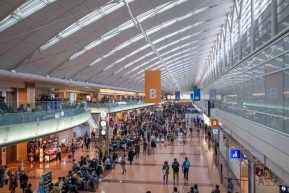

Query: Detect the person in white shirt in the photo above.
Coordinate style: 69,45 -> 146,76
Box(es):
56,146 -> 62,161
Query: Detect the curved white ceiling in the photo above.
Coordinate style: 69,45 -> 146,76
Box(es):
0,0 -> 233,92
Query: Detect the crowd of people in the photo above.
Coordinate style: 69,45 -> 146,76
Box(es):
0,103 -> 238,193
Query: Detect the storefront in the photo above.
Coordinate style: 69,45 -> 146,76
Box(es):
218,128 -> 286,193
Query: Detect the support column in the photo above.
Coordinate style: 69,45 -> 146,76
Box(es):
271,0 -> 278,37
17,82 -> 35,108
248,160 -> 255,193
17,142 -> 28,162
250,0 -> 256,51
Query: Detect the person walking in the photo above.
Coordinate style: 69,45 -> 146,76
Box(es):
172,186 -> 179,193
135,143 -> 140,158
182,157 -> 190,179
128,148 -> 135,165
20,171 -> 28,193
171,158 -> 180,182
121,158 -> 127,174
211,185 -> 220,193
9,173 -> 17,193
143,140 -> 148,155
24,183 -> 33,193
227,178 -> 234,193
193,184 -> 199,193
162,161 -> 169,184
0,166 -> 4,188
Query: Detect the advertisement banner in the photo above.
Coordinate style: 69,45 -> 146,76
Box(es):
145,70 -> 161,103
193,88 -> 201,101
175,91 -> 180,101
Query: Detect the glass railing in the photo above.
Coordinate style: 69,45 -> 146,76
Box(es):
87,100 -> 146,108
0,106 -> 86,126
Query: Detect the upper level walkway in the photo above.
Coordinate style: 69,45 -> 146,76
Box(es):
0,101 -> 154,146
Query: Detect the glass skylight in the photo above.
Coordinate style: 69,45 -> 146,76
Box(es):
63,3 -> 209,70
0,0 -> 56,32
38,0 -> 133,51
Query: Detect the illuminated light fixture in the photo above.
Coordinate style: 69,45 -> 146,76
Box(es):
252,92 -> 265,96
0,0 -> 57,32
39,0 -> 133,51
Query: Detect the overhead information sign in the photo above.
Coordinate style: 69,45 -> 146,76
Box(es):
145,70 -> 161,103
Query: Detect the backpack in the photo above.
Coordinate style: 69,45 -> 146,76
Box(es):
172,162 -> 179,171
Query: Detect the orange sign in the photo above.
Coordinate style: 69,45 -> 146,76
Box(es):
210,119 -> 219,128
145,70 -> 161,103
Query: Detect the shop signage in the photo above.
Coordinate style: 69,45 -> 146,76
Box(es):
193,88 -> 201,101
144,70 -> 161,103
100,111 -> 107,118
280,185 -> 289,193
241,152 -> 247,159
175,91 -> 181,101
230,149 -> 240,158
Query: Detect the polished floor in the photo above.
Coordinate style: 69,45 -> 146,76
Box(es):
2,132 -> 241,193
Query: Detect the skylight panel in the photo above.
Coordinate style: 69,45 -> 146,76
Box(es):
103,64 -> 114,71
38,1 -> 129,51
0,0 -> 56,32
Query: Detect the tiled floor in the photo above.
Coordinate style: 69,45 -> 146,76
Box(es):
1,132 -> 241,193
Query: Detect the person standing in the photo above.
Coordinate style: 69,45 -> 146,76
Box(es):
121,158 -> 127,174
128,148 -> 135,165
19,161 -> 24,172
9,173 -> 17,193
0,166 -> 4,188
162,161 -> 169,184
4,166 -> 9,185
182,157 -> 190,179
211,185 -> 220,193
227,179 -> 234,193
171,158 -> 180,182
71,142 -> 76,158
20,171 -> 28,193
56,146 -> 62,161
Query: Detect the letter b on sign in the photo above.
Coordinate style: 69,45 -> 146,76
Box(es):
150,89 -> 156,99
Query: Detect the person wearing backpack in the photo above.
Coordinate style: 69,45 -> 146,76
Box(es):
182,157 -> 190,179
171,158 -> 180,181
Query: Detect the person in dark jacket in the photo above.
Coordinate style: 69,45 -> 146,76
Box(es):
24,184 -> 33,193
128,149 -> 135,165
20,171 -> 28,193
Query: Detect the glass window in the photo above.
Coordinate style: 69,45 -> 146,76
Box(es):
265,72 -> 284,116
265,56 -> 283,73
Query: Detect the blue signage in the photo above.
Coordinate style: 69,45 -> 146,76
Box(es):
175,91 -> 180,101
190,93 -> 194,100
241,152 -> 247,159
193,88 -> 200,101
230,149 -> 240,158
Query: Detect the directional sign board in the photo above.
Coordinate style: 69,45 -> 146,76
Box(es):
230,149 -> 240,159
